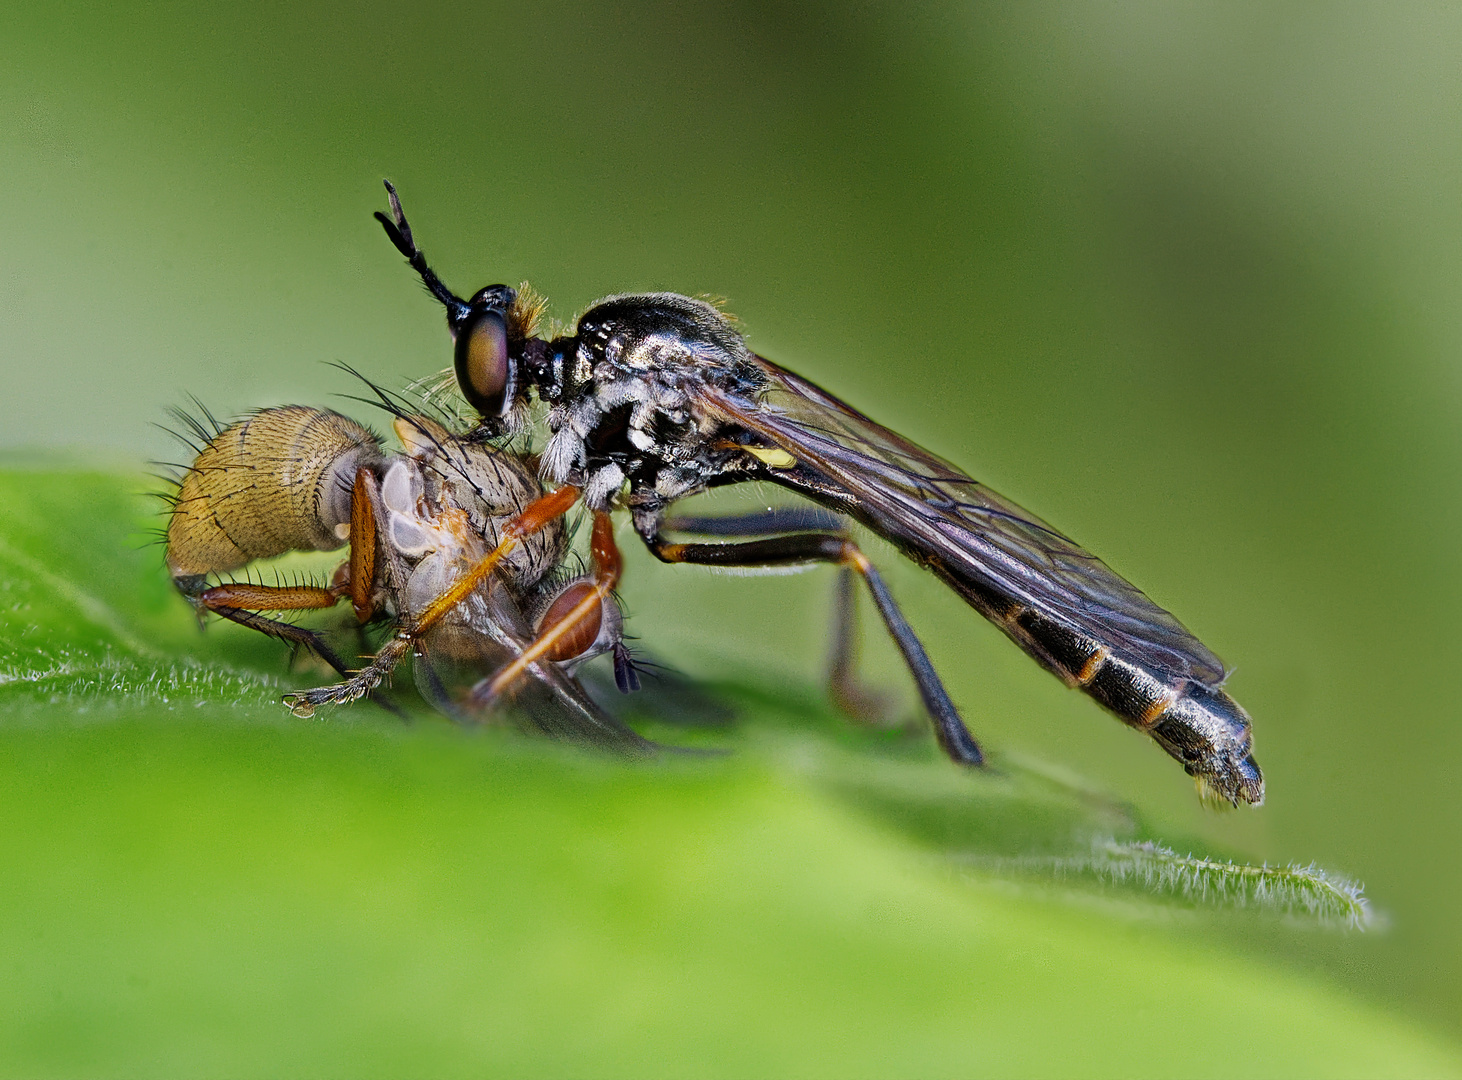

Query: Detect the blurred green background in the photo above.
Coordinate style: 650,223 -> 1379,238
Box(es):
3,0 -> 1462,1073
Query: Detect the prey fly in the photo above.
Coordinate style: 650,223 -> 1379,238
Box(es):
163,399 -> 652,750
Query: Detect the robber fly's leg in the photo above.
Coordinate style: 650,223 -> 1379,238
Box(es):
643,530 -> 984,766
824,566 -> 895,723
661,506 -> 846,537
281,634 -> 413,718
285,484 -> 583,715
414,484 -> 581,632
467,510 -> 622,705
659,508 -> 889,721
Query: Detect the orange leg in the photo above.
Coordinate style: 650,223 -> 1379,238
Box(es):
348,467 -> 378,623
283,484 -> 583,715
413,483 -> 580,633
186,466 -> 388,681
199,582 -> 340,611
472,510 -> 621,704
194,581 -> 348,675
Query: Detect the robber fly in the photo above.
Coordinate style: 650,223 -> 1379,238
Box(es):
293,181 -> 1264,807
164,401 -> 653,750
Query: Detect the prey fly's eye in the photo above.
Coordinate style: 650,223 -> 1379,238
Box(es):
454,309 -> 513,416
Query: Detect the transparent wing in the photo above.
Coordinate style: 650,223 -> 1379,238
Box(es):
702,358 -> 1226,687
416,577 -> 656,752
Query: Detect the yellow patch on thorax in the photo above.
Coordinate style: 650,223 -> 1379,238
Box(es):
743,445 -> 796,469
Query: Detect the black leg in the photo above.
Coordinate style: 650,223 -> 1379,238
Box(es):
662,510 -> 883,719
203,602 -> 407,720
208,604 -> 355,679
642,530 -> 983,766
662,506 -> 846,537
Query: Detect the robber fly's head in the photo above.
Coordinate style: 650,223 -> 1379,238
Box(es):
374,181 -> 551,433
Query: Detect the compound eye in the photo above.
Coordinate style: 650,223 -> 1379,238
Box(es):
454,310 -> 513,416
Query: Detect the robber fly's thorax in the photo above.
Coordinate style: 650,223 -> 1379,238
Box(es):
535,294 -> 772,509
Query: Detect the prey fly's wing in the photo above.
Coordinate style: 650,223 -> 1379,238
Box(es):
416,576 -> 656,753
703,358 -> 1227,687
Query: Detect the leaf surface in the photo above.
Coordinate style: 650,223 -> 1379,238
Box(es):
0,467 -> 1455,1078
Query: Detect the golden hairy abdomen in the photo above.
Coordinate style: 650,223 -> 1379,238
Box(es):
166,407 -> 382,578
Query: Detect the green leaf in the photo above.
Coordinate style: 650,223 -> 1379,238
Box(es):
966,839 -> 1373,928
0,466 -> 1457,1078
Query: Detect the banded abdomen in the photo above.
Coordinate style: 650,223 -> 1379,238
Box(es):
944,569 -> 1264,807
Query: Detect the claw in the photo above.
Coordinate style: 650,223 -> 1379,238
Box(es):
284,694 -> 317,719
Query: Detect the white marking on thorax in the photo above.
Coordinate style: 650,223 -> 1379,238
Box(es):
541,428 -> 583,483
585,463 -> 626,507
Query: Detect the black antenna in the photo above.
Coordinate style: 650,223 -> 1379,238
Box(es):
374,180 -> 472,329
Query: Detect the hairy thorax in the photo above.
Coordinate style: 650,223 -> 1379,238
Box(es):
537,293 -> 770,510
384,420 -> 565,619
